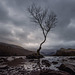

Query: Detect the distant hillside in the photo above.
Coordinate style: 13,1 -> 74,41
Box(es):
55,48 -> 75,56
0,42 -> 34,56
41,49 -> 56,56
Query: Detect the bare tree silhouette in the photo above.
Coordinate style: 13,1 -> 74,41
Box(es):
28,4 -> 57,55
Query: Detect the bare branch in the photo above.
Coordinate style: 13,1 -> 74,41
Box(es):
27,4 -> 57,55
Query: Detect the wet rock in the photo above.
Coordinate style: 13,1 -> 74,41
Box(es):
7,57 -> 14,61
59,64 -> 75,75
0,66 -> 27,75
30,70 -> 40,75
69,57 -> 75,60
0,59 -> 4,63
52,61 -> 58,65
40,69 -> 71,75
42,60 -> 51,67
0,58 -> 8,62
0,65 -> 9,69
62,59 -> 67,61
6,58 -> 26,66
29,59 -> 34,62
26,53 -> 44,59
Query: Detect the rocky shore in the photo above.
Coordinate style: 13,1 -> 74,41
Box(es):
0,56 -> 75,75
0,65 -> 71,75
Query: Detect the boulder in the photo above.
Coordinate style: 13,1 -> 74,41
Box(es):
59,64 -> 75,75
26,53 -> 44,59
29,59 -> 34,62
62,59 -> 67,61
52,61 -> 58,65
40,69 -> 71,75
0,59 -> 4,63
0,65 -> 9,69
69,57 -> 75,60
30,70 -> 40,75
0,58 -> 8,62
6,58 -> 26,66
41,60 -> 51,67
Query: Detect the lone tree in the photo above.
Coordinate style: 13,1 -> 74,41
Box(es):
28,4 -> 57,55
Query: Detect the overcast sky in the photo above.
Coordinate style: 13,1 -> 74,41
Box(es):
0,0 -> 75,50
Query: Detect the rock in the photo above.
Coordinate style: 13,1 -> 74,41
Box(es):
29,59 -> 34,62
69,57 -> 75,60
59,64 -> 75,75
62,59 -> 67,61
41,60 -> 51,67
52,61 -> 58,65
7,58 -> 26,66
0,65 -> 9,69
30,70 -> 40,75
0,58 -> 8,62
26,53 -> 44,59
40,69 -> 71,75
0,59 -> 4,63
7,57 -> 14,61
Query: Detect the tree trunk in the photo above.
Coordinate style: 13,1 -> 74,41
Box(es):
37,46 -> 41,55
37,37 -> 46,55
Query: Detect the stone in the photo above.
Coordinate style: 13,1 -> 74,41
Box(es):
69,57 -> 75,60
0,65 -> 9,69
0,58 -> 8,62
26,53 -> 44,59
62,59 -> 67,61
29,59 -> 34,62
52,61 -> 58,65
40,69 -> 71,75
41,60 -> 51,67
59,64 -> 75,75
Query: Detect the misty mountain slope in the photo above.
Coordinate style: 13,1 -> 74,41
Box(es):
41,49 -> 56,56
0,42 -> 34,56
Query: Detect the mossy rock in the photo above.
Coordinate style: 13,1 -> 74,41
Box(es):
26,53 -> 44,59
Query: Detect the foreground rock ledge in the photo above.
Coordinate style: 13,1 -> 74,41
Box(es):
59,64 -> 75,75
40,70 -> 71,75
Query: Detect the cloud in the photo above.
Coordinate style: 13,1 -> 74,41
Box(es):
0,0 -> 75,50
0,1 -> 10,23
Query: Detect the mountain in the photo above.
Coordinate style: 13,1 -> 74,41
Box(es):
40,49 -> 56,56
0,42 -> 34,56
55,48 -> 75,56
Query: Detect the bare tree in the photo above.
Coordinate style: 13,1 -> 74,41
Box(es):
28,4 -> 57,55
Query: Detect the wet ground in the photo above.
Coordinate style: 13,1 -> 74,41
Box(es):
0,56 -> 75,75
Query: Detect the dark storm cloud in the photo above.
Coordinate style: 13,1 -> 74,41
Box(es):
0,0 -> 75,49
53,0 -> 75,42
0,2 -> 9,23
